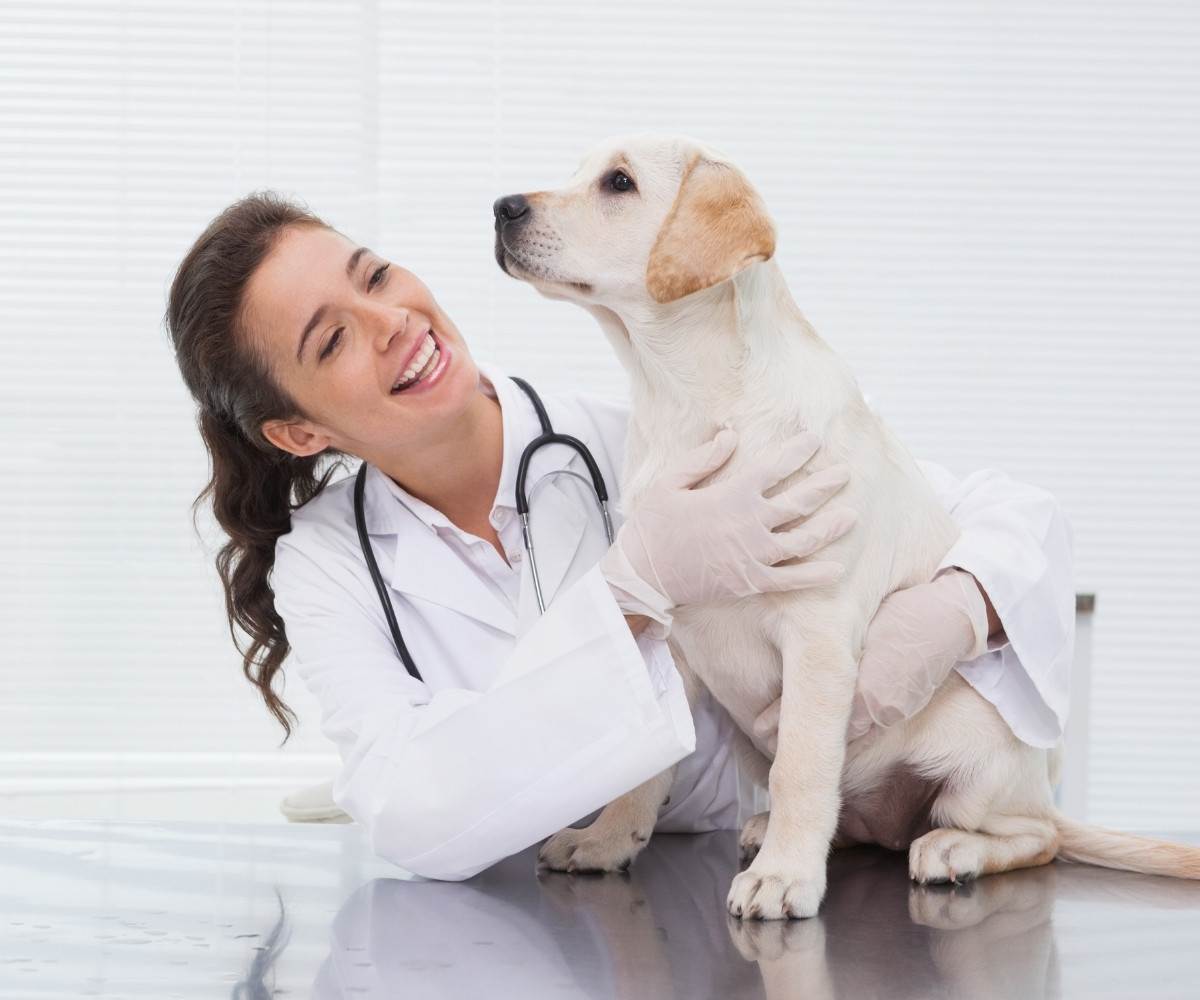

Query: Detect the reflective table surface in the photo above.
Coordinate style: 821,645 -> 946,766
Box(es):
2,820 -> 1199,998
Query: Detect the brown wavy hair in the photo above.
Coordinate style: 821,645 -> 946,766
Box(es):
167,193 -> 343,738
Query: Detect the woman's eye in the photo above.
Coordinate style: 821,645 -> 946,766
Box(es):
368,262 -> 390,290
318,328 -> 343,361
609,171 -> 634,193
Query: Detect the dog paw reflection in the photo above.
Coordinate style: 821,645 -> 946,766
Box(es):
728,847 -> 1061,1000
539,868 -> 677,997
726,914 -> 837,999
908,863 -> 1057,931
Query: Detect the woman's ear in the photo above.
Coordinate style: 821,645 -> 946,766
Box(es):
645,155 -> 776,304
261,418 -> 331,457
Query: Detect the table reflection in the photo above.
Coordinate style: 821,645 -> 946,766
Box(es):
221,830 -> 1200,999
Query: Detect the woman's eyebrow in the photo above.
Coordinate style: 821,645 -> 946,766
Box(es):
295,247 -> 371,363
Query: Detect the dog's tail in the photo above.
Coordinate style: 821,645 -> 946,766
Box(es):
1053,811 -> 1200,879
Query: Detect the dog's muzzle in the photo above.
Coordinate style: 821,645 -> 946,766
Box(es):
493,193 -> 530,273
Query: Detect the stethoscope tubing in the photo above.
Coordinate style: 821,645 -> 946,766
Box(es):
354,461 -> 422,680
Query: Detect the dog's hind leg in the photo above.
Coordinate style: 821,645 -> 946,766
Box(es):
908,815 -> 1060,885
909,740 -> 1059,884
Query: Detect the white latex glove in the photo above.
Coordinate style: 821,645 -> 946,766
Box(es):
752,568 -> 993,752
600,429 -> 857,631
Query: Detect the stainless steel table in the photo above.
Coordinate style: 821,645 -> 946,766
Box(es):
2,820 -> 1198,998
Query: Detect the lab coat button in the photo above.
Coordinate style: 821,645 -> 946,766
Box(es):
492,508 -> 509,527
509,550 -> 522,563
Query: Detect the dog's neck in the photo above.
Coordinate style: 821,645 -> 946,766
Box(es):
591,259 -> 853,435
585,259 -> 867,507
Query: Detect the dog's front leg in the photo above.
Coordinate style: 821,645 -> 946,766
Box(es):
728,621 -> 857,919
538,766 -> 677,873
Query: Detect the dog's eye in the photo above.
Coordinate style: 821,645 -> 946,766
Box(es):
608,170 -> 635,193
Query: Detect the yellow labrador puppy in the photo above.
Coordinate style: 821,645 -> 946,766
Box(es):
494,134 -> 1200,919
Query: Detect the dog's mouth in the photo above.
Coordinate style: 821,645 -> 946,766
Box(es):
493,216 -> 594,295
493,233 -> 524,277
493,227 -> 542,278
494,236 -> 592,296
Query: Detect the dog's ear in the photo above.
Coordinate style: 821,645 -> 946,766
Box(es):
645,156 -> 776,304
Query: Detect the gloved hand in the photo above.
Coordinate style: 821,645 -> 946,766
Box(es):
751,568 -> 994,752
600,429 -> 856,630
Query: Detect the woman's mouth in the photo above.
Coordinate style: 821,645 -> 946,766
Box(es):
391,332 -> 442,393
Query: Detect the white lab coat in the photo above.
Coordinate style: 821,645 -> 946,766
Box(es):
274,363 -> 1074,881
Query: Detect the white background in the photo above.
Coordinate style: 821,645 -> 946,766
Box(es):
0,0 -> 1196,828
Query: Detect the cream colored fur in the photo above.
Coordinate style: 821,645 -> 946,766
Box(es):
495,133 -> 1200,919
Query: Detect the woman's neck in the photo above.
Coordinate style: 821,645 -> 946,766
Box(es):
375,388 -> 505,538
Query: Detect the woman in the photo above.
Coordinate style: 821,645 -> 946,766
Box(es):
168,193 -> 1074,880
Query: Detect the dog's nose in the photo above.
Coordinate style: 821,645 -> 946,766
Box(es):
493,194 -> 529,226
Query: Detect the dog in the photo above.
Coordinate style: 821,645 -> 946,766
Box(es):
494,133 -> 1200,919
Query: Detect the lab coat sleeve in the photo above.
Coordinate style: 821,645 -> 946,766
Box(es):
918,461 -> 1075,747
274,532 -> 695,881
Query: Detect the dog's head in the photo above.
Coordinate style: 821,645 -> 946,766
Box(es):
494,133 -> 776,309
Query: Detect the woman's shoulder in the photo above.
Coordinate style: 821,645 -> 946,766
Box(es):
277,468 -> 361,560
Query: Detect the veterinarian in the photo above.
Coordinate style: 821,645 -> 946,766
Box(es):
168,194 -> 1075,880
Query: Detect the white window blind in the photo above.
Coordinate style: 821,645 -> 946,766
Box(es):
0,1 -> 380,780
1,1 -> 1197,829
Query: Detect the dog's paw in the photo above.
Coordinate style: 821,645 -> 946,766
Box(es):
908,828 -> 985,885
726,861 -> 826,920
738,811 -> 771,864
538,823 -> 649,874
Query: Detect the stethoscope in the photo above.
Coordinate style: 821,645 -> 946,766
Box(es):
353,377 -> 614,681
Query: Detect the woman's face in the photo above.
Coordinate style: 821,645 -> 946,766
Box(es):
245,224 -> 482,463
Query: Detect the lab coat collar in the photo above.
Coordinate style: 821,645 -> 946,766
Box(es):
354,464 -> 513,634
354,366 -> 592,634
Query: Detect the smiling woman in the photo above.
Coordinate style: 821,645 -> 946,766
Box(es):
244,224 -> 504,536
169,195 -> 519,732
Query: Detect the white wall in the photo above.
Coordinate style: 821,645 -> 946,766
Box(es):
1,0 -> 1196,829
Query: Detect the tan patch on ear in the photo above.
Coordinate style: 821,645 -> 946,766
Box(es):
646,156 -> 776,304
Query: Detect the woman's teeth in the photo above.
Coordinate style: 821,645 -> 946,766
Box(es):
393,333 -> 440,392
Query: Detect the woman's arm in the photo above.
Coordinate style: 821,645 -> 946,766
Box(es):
276,532 -> 696,882
754,463 -> 1075,751
919,461 -> 1075,747
851,462 -> 1075,745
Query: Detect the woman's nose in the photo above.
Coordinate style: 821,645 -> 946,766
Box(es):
366,302 -> 406,350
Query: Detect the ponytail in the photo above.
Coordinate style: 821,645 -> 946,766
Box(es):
200,411 -> 338,737
168,193 -> 339,739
